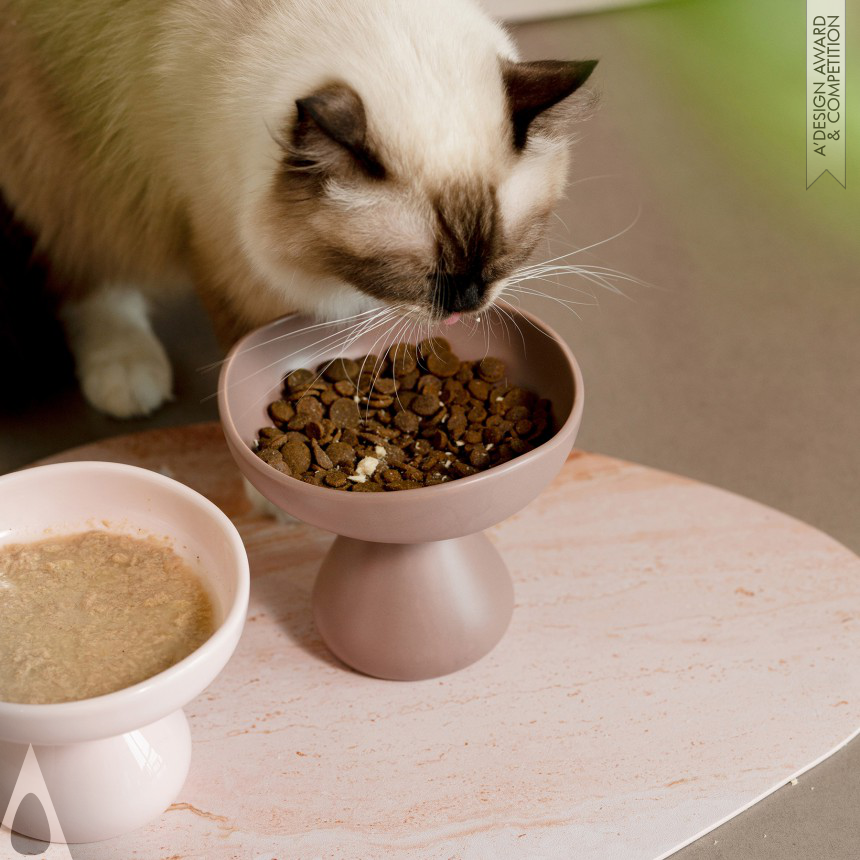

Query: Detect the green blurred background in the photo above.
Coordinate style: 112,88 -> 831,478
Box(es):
625,0 -> 857,239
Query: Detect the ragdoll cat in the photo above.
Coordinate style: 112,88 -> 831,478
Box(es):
0,0 -> 596,418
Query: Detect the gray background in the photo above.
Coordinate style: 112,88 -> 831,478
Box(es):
1,2 -> 858,857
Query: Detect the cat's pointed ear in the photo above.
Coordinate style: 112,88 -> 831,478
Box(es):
290,84 -> 385,178
502,59 -> 598,149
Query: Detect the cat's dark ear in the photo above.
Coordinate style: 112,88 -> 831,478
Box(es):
502,59 -> 598,149
289,83 -> 385,178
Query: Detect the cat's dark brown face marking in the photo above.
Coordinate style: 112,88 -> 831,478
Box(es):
431,182 -> 498,314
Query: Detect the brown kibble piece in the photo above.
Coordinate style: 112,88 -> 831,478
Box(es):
268,400 -> 295,424
374,378 -> 396,395
515,419 -> 533,437
505,405 -> 530,422
324,470 -> 348,488
258,448 -> 283,465
286,368 -> 315,391
477,357 -> 505,382
296,397 -> 324,420
447,411 -> 468,438
418,336 -> 452,359
394,410 -> 420,434
467,404 -> 487,423
304,420 -> 324,440
334,380 -> 356,396
282,441 -> 312,474
286,414 -> 309,431
312,440 -> 333,470
389,343 -> 417,377
326,442 -> 356,467
413,438 -> 432,456
262,433 -> 289,450
417,375 -> 443,395
399,369 -> 421,390
502,387 -> 534,411
425,351 -> 460,378
428,429 -> 449,450
456,362 -> 474,383
468,379 -> 490,401
352,481 -> 386,492
411,393 -> 441,416
385,480 -> 423,491
483,426 -> 503,446
329,397 -> 361,428
469,446 -> 491,468
323,357 -> 359,382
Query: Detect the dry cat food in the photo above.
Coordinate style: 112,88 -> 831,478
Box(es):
0,530 -> 215,705
253,338 -> 554,491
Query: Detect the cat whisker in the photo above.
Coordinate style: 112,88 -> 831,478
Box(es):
508,263 -> 652,293
197,306 -> 384,373
487,304 -> 509,347
506,271 -> 619,300
505,271 -> 600,297
500,286 -> 590,319
518,203 -> 644,269
365,315 -> 412,419
495,296 -> 564,350
305,307 -> 401,374
504,283 -> 595,305
285,310 -> 399,413
492,300 -> 526,354
229,308 -> 401,427
206,307 -> 394,404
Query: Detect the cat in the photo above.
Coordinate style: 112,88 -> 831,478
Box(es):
0,0 -> 596,418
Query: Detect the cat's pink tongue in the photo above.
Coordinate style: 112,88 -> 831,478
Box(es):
442,312 -> 461,326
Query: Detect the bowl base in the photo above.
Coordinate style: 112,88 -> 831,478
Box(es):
313,532 -> 514,680
0,709 -> 190,844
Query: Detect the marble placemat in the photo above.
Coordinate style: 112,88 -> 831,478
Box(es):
21,423 -> 860,859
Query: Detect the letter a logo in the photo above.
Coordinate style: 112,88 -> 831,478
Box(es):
1,746 -> 74,858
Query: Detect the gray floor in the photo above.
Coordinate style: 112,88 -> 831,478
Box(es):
1,2 -> 858,858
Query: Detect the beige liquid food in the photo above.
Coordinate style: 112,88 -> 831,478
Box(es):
0,530 -> 215,704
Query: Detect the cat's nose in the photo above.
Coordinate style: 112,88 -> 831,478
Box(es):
438,273 -> 485,313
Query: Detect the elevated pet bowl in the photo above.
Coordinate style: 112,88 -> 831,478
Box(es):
0,462 -> 249,843
218,305 -> 583,680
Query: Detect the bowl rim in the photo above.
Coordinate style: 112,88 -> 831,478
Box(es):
0,460 -> 250,718
218,303 -> 585,500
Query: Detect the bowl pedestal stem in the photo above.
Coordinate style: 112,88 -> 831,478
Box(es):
312,532 -> 514,681
0,709 -> 190,844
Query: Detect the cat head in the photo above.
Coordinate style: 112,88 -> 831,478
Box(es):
252,56 -> 597,321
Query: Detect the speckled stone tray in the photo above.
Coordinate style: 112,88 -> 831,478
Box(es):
19,423 -> 860,859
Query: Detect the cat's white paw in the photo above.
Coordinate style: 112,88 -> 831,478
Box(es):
78,331 -> 173,418
62,287 -> 174,419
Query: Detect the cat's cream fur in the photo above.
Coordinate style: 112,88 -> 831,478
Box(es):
0,0 -> 594,417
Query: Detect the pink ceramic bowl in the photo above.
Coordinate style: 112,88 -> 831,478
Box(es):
218,305 -> 583,681
0,462 -> 250,843
219,305 -> 583,543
